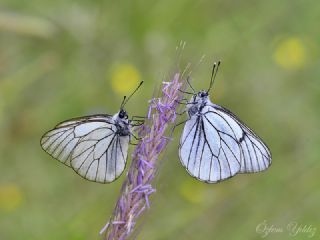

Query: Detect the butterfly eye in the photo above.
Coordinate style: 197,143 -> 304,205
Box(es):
200,92 -> 207,98
119,111 -> 125,119
119,110 -> 128,119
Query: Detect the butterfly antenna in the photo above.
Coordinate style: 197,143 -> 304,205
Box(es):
120,96 -> 127,109
207,60 -> 221,93
186,76 -> 196,94
123,81 -> 144,107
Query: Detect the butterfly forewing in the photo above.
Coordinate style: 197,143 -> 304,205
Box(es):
179,105 -> 242,183
214,105 -> 272,173
41,125 -> 80,166
40,114 -> 130,183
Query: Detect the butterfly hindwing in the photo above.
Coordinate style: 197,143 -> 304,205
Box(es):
70,126 -> 129,183
179,105 -> 242,183
40,114 -> 129,183
213,105 -> 272,173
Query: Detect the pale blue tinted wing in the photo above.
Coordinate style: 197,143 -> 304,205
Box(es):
70,126 -> 129,183
179,105 -> 241,183
41,114 -> 129,183
211,105 -> 272,173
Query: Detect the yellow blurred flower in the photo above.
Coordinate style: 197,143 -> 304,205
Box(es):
0,184 -> 23,211
179,179 -> 206,204
273,37 -> 306,70
110,64 -> 141,95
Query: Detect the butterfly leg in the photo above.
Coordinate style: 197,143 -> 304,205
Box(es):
130,116 -> 145,125
174,98 -> 192,115
130,121 -> 144,127
176,110 -> 187,116
178,89 -> 194,95
131,115 -> 147,120
131,133 -> 142,141
169,117 -> 190,139
129,132 -> 142,145
174,99 -> 189,105
130,117 -> 144,126
129,139 -> 139,145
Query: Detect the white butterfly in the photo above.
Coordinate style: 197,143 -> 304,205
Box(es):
40,82 -> 143,183
179,62 -> 271,183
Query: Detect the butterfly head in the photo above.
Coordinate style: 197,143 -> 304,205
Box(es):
198,90 -> 208,98
190,90 -> 209,103
187,91 -> 209,117
118,109 -> 129,120
114,109 -> 129,126
114,109 -> 130,136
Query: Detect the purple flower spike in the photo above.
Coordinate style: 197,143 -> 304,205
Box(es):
102,72 -> 184,240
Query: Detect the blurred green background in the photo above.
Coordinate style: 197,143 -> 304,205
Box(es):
0,0 -> 319,239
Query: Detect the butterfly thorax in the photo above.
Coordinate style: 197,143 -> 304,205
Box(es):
187,90 -> 210,117
113,110 -> 130,136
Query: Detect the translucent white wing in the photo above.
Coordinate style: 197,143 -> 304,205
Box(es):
179,105 -> 241,183
41,115 -> 113,167
212,105 -> 272,173
40,114 -> 129,183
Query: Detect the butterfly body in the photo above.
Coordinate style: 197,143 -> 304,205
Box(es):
187,90 -> 210,117
114,110 -> 131,136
